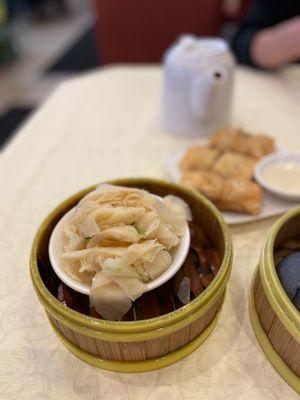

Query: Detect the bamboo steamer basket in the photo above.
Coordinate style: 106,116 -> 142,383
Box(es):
250,207 -> 300,394
30,178 -> 232,373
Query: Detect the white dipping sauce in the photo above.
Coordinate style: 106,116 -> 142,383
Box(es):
262,162 -> 300,193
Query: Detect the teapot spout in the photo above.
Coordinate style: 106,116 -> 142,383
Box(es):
191,67 -> 228,121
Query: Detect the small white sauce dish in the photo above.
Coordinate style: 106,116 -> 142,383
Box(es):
49,205 -> 191,296
254,153 -> 300,201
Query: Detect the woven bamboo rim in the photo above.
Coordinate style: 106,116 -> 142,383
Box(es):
47,294 -> 225,373
249,206 -> 300,394
260,206 -> 300,342
249,270 -> 300,394
30,178 -> 232,342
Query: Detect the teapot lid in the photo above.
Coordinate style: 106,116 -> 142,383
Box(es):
164,35 -> 231,66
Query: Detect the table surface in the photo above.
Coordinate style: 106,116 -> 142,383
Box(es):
1,65 -> 300,400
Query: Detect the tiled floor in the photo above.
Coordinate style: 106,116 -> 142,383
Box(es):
0,2 -> 93,113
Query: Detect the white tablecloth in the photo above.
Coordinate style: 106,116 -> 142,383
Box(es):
1,65 -> 300,399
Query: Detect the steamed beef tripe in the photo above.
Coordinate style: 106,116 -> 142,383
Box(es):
61,184 -> 191,320
101,240 -> 168,281
86,225 -> 140,247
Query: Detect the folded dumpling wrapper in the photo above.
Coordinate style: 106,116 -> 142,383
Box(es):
62,184 -> 191,320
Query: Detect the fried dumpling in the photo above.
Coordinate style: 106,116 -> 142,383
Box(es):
181,170 -> 262,215
217,178 -> 262,215
181,170 -> 224,203
179,146 -> 220,172
212,151 -> 255,180
210,128 -> 275,160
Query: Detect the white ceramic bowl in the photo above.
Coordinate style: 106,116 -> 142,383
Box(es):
254,153 -> 300,201
49,204 -> 191,295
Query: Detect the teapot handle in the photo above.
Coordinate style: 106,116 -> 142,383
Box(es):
190,67 -> 227,121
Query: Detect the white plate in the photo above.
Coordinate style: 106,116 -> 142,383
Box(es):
164,141 -> 296,225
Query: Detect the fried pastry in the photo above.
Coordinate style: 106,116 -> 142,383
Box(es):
181,171 -> 262,215
180,171 -> 223,202
210,128 -> 275,160
212,151 -> 256,180
179,146 -> 220,172
217,177 -> 262,215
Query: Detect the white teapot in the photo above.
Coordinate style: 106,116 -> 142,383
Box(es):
163,36 -> 235,136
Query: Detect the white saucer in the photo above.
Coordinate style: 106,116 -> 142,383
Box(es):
254,153 -> 300,201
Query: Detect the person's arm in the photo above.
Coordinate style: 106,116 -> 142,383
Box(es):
251,16 -> 300,69
232,0 -> 299,68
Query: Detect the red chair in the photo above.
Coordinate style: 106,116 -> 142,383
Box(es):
94,0 -> 223,64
